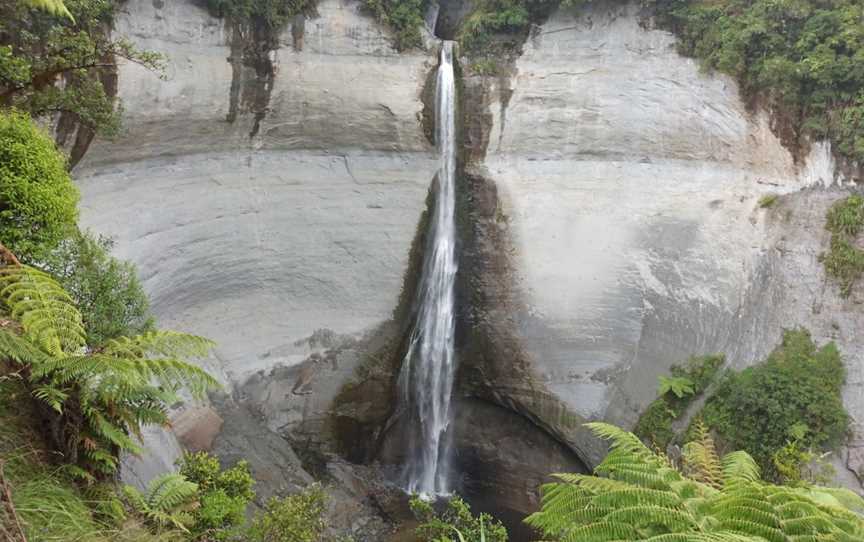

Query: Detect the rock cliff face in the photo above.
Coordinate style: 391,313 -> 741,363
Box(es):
76,0 -> 437,384
73,0 -> 862,532
458,1 -> 861,483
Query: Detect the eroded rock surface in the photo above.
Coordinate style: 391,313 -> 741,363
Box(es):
461,2 -> 860,485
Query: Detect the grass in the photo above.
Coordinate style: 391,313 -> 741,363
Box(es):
0,367 -> 171,542
822,195 -> 864,297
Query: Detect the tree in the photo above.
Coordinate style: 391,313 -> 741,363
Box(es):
0,0 -> 164,155
526,422 -> 864,541
411,495 -> 508,542
39,229 -> 154,347
0,110 -> 79,260
0,257 -> 218,477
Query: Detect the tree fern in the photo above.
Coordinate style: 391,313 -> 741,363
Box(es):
528,424 -> 864,541
0,258 -> 219,476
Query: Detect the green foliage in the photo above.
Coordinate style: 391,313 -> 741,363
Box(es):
458,0 -> 531,53
123,473 -> 199,533
360,0 -> 427,51
0,263 -> 218,476
759,194 -> 778,208
698,329 -> 848,482
633,354 -> 724,450
822,194 -> 864,296
0,111 -> 78,260
526,422 -> 864,541
650,0 -> 864,165
0,370 -> 182,542
178,451 -> 255,540
0,0 -> 164,138
21,0 -> 73,19
247,485 -> 327,542
205,0 -> 318,31
657,375 -> 694,399
411,495 -> 508,542
39,229 -> 154,346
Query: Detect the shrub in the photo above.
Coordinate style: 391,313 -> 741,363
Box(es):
0,111 -> 79,260
360,0 -> 427,51
247,485 -> 326,542
178,451 -> 255,540
758,194 -> 778,208
39,229 -> 154,346
697,328 -> 848,482
633,354 -> 724,450
822,194 -> 864,296
411,495 -> 508,542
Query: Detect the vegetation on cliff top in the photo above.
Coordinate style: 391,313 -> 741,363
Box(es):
651,0 -> 864,167
0,0 -> 164,142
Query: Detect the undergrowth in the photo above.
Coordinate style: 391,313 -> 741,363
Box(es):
0,367 -> 165,542
633,354 -> 724,451
695,329 -> 848,483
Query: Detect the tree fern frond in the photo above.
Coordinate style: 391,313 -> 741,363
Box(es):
104,331 -> 214,361
145,473 -> 198,514
721,451 -> 761,485
0,328 -> 49,366
683,420 -> 724,489
560,520 -> 637,542
21,0 -> 73,19
0,265 -> 85,355
603,504 -> 698,530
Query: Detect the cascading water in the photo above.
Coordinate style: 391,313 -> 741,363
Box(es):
397,41 -> 458,496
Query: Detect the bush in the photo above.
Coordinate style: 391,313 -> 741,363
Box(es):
39,230 -> 154,346
697,328 -> 848,482
361,0 -> 427,51
822,194 -> 864,296
178,451 -> 255,540
247,485 -> 326,542
633,354 -> 724,450
411,495 -> 508,542
0,111 -> 78,260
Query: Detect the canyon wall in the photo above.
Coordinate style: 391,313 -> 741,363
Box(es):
459,1 -> 862,486
71,0 -> 863,529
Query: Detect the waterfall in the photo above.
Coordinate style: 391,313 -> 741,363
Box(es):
398,41 -> 458,496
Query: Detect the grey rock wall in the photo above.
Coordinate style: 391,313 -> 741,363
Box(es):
462,2 -> 860,484
75,0 -> 437,385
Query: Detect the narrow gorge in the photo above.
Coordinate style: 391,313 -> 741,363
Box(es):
56,0 -> 864,538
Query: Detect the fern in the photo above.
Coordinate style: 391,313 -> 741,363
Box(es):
124,473 -> 198,533
0,259 -> 219,477
528,424 -> 864,541
21,0 -> 73,18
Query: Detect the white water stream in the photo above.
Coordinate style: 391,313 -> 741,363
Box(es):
397,41 -> 458,496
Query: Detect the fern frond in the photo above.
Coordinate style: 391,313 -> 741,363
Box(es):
145,473 -> 198,514
104,331 -> 214,360
21,0 -> 73,19
0,328 -> 49,366
0,265 -> 85,356
721,451 -> 761,485
683,420 -> 723,489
